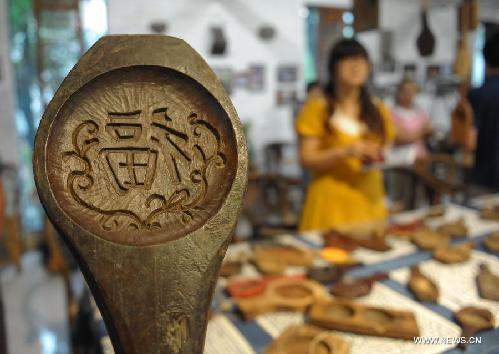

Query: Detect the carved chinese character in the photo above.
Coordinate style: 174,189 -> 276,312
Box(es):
48,67 -> 237,246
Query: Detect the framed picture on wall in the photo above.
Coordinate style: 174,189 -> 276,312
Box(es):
403,63 -> 417,80
277,65 -> 298,83
276,90 -> 297,106
377,61 -> 396,73
212,67 -> 233,94
440,63 -> 453,77
426,64 -> 441,81
233,71 -> 249,89
247,64 -> 265,91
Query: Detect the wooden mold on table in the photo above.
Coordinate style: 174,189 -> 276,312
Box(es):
307,265 -> 344,284
386,218 -> 426,238
254,245 -> 314,274
226,274 -> 305,299
330,273 -> 388,298
436,217 -> 469,238
424,205 -> 446,219
236,278 -> 326,320
219,261 -> 243,278
483,232 -> 499,253
411,228 -> 450,250
309,299 -> 420,340
408,266 -> 439,302
264,324 -> 349,354
480,205 -> 499,221
323,229 -> 390,252
476,263 -> 499,301
33,35 -> 248,354
455,306 -> 495,348
433,241 -> 473,264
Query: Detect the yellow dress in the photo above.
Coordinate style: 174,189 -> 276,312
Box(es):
296,97 -> 395,232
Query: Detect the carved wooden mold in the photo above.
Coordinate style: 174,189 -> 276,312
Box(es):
264,324 -> 349,354
309,299 -> 420,340
235,278 -> 327,320
33,35 -> 248,354
408,266 -> 439,302
433,241 -> 473,264
483,232 -> 499,253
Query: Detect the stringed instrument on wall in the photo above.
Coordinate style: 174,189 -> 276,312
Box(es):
454,1 -> 472,80
416,0 -> 436,57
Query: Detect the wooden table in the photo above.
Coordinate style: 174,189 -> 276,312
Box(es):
93,202 -> 499,354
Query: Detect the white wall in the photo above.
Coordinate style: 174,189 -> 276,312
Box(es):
108,0 -> 352,167
480,0 -> 499,23
357,0 -> 459,80
0,0 -> 19,166
380,0 -> 458,64
107,0 -> 498,164
357,0 -> 465,133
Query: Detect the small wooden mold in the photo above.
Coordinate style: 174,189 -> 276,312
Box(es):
236,278 -> 326,320
307,265 -> 344,284
433,241 -> 473,264
330,273 -> 388,299
254,245 -> 314,275
411,229 -> 449,250
227,279 -> 266,299
227,274 -> 305,299
408,266 -> 439,302
322,231 -> 357,252
219,261 -> 242,278
264,324 -> 349,354
483,232 -> 499,253
386,219 -> 425,238
455,306 -> 495,348
323,230 -> 390,252
476,263 -> 499,301
436,217 -> 469,238
424,205 -> 446,219
309,299 -> 420,340
480,205 -> 499,221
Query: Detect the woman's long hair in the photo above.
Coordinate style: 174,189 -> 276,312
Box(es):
324,39 -> 385,140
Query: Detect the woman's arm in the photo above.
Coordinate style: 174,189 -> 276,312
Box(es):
395,129 -> 423,144
299,136 -> 381,174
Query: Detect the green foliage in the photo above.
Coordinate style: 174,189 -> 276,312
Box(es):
9,0 -> 32,36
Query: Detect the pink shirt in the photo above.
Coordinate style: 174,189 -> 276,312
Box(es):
391,105 -> 429,157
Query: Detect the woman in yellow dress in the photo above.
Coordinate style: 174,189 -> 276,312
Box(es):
296,39 -> 395,231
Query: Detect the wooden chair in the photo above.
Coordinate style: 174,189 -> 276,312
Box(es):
414,153 -> 468,204
245,173 -> 303,238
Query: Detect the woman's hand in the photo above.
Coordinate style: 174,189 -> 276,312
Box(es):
347,141 -> 383,162
300,137 -> 360,173
299,138 -> 383,173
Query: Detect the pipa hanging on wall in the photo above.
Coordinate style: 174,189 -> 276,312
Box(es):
416,0 -> 436,57
454,2 -> 472,79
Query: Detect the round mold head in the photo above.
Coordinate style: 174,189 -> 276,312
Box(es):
44,65 -> 237,246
